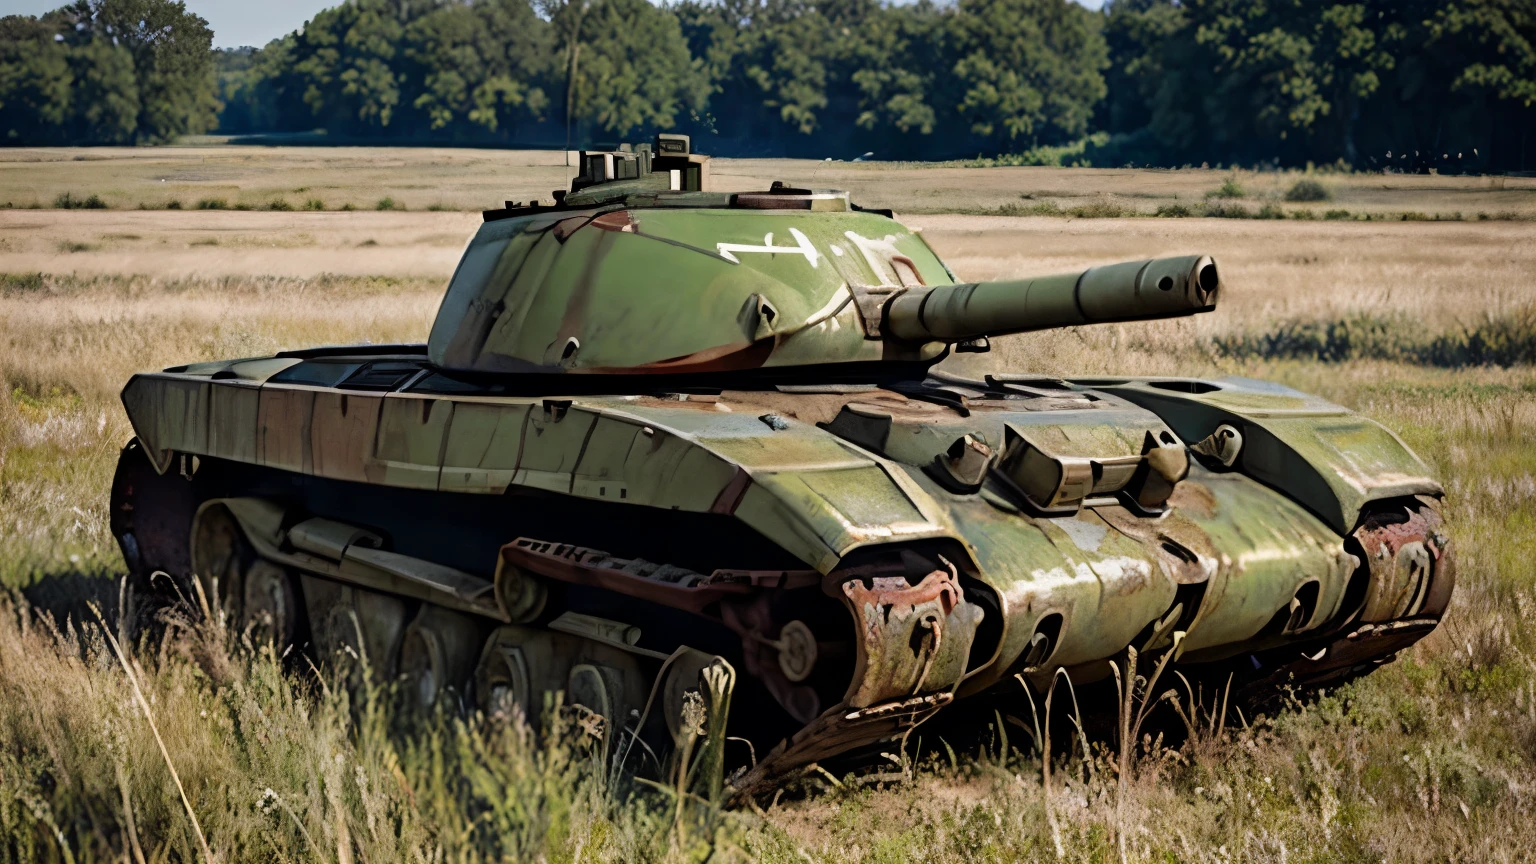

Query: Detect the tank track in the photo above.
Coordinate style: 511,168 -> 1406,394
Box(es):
110,441 -> 992,794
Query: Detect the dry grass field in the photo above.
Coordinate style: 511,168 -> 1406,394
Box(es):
4,144 -> 1535,218
1,146 -> 1534,862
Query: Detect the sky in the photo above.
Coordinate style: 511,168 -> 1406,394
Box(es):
1,0 -> 1105,49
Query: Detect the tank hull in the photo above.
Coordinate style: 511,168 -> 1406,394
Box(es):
111,347 -> 1453,793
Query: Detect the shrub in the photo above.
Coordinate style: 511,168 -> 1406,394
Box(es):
1202,201 -> 1250,218
197,198 -> 228,210
991,200 -> 1061,216
1207,177 -> 1246,199
1324,209 -> 1352,220
1155,204 -> 1192,218
0,273 -> 46,293
1284,178 -> 1331,202
1257,203 -> 1287,219
1068,200 -> 1128,218
1401,211 -> 1430,221
54,192 -> 107,209
376,197 -> 399,211
266,199 -> 294,212
1212,306 -> 1536,366
303,199 -> 326,211
165,199 -> 183,210
968,132 -> 1109,167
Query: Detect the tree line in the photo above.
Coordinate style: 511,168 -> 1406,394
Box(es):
3,0 -> 1534,171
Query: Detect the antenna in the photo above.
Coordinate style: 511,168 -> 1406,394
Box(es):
811,157 -> 832,185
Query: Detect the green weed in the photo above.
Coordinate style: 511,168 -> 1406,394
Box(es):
1207,176 -> 1246,199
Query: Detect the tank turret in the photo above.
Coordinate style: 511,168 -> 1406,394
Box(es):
427,135 -> 1221,376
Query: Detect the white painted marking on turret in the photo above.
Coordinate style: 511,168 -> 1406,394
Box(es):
844,230 -> 908,285
717,228 -> 822,268
804,285 -> 852,327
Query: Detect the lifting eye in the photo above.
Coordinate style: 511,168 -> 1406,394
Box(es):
890,255 -> 925,288
560,338 -> 580,362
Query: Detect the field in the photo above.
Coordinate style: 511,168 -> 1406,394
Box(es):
4,144 -> 1536,219
1,147 -> 1534,862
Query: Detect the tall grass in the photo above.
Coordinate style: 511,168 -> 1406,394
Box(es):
0,585 -> 749,862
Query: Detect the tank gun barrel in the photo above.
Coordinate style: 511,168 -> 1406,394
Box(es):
884,254 -> 1220,343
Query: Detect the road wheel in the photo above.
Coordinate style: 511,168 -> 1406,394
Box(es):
189,503 -> 298,648
399,606 -> 484,712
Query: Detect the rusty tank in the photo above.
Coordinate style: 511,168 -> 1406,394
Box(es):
110,134 -> 1453,794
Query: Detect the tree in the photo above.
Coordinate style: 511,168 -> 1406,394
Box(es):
403,0 -> 552,137
673,0 -> 832,147
284,0 -> 404,134
1098,0 -> 1183,138
67,36 -> 140,143
59,0 -> 218,142
1409,0 -> 1536,171
1188,1 -> 1395,164
551,0 -> 708,139
674,0 -> 943,157
947,0 -> 1108,152
0,15 -> 74,143
843,0 -> 945,140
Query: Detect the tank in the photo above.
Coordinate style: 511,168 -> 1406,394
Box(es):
110,134 -> 1453,796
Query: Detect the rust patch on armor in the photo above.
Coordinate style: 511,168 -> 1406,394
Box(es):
1168,480 -> 1219,519
1353,503 -> 1454,622
841,565 -> 981,709
589,209 -> 635,232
